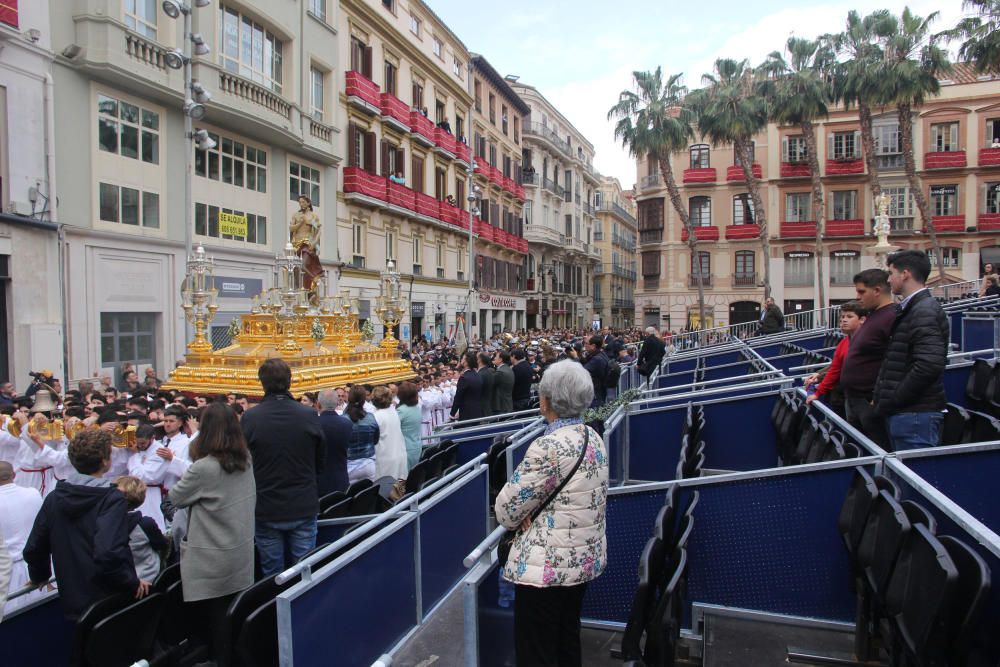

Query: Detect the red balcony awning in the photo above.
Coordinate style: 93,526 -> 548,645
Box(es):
825,159 -> 864,175
683,168 -> 717,184
924,151 -> 967,170
825,219 -> 865,237
726,164 -> 762,181
680,226 -> 720,241
780,221 -> 817,237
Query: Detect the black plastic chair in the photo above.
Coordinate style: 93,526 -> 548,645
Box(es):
424,450 -> 445,479
320,496 -> 352,519
805,431 -> 831,464
405,459 -> 429,495
235,599 -> 280,667
642,548 -> 689,667
439,441 -> 459,469
967,359 -> 994,410
838,467 -> 882,559
220,573 -> 300,667
681,452 -> 704,479
152,562 -> 180,593
84,592 -> 165,667
966,409 -> 1000,443
348,483 -> 382,516
419,442 -> 441,462
841,442 -> 862,459
792,415 -> 821,465
345,478 -> 373,498
617,536 -> 666,662
486,438 -> 510,504
933,535 -> 992,666
319,490 -> 348,513
942,403 -> 971,446
153,579 -> 188,651
72,592 -> 135,667
900,499 -> 937,534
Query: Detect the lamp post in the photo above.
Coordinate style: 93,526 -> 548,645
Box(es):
163,0 -> 214,348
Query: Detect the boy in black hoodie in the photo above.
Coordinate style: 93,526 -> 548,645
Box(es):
23,428 -> 143,620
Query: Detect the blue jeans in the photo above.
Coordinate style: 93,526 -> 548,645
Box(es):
886,412 -> 943,452
255,517 -> 318,577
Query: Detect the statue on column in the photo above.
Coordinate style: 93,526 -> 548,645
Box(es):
290,195 -> 324,304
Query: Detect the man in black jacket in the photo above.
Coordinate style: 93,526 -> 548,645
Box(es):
316,388 -> 350,496
477,352 -> 496,418
637,327 -> 666,377
511,349 -> 533,411
583,335 -> 610,408
759,297 -> 785,335
23,429 -> 141,620
873,250 -> 949,451
242,358 -> 326,576
450,352 -> 484,422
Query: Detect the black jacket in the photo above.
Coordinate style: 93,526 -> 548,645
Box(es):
511,361 -> 533,401
493,364 -> 515,414
241,392 -> 325,521
760,304 -> 785,334
317,410 -> 352,496
478,366 -> 496,417
637,334 -> 666,375
873,290 -> 949,416
584,351 -> 610,406
23,478 -> 139,619
451,369 -> 484,421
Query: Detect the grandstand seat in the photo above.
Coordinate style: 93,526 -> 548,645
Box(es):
152,562 -> 180,593
681,452 -> 704,479
439,441 -> 459,469
900,500 -> 937,534
153,580 -> 188,651
966,359 -> 994,410
405,459 -> 430,496
424,450 -> 446,479
792,415 -> 821,464
393,491 -> 415,506
420,442 -> 442,462
348,483 -> 382,516
72,592 -> 135,667
642,548 -> 689,667
617,536 -> 667,662
934,536 -> 992,666
441,463 -> 459,477
320,496 -> 352,519
966,409 -> 1000,443
486,437 -> 510,505
837,467 -> 879,563
841,442 -> 862,459
219,572 -> 300,667
235,599 -> 280,667
942,403 -> 971,446
83,592 -> 164,667
346,478 -> 373,497
319,490 -> 348,513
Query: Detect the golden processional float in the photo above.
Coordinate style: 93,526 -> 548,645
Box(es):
162,243 -> 414,397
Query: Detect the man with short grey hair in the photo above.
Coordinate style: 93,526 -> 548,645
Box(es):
316,388 -> 350,496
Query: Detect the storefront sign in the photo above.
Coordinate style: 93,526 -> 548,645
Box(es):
213,276 -> 263,299
478,292 -> 525,310
786,251 -> 813,259
219,211 -> 248,237
831,250 -> 859,258
410,302 -> 425,317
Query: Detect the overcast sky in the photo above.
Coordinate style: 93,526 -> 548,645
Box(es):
428,0 -> 968,189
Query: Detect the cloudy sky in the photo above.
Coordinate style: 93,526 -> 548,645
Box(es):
429,0 -> 969,189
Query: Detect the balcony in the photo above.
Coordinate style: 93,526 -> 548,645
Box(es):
385,180 -> 415,211
780,221 -> 817,238
454,142 -> 471,166
733,273 -> 757,288
925,151 -> 967,170
542,177 -> 566,198
523,121 -> 572,156
640,174 -> 662,189
521,172 -> 540,187
725,224 -> 759,241
825,219 -> 865,237
345,71 -> 380,114
830,272 -> 856,286
785,274 -> 814,287
689,275 -> 714,288
780,161 -> 810,178
475,221 -> 495,242
414,191 -> 439,219
826,158 -> 865,176
343,166 -> 387,202
594,299 -> 605,310
683,167 -> 717,184
433,128 -> 457,159
643,277 -> 659,291
599,201 -> 637,225
612,265 -> 637,280
584,202 -> 596,217
379,92 -> 410,132
890,218 -> 915,234
408,110 -> 436,147
979,148 -> 1000,168
726,164 -> 762,181
525,225 -> 564,247
640,229 -> 663,244
613,298 -> 636,310
681,226 -> 720,241
593,231 -> 604,241
930,215 -> 965,232
978,213 -> 1000,231
217,70 -> 292,121
438,201 -> 466,229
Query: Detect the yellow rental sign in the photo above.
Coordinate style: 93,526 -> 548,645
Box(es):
219,211 -> 248,237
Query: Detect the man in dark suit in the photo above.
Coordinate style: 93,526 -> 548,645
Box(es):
511,348 -> 533,411
492,350 -> 515,415
450,351 -> 484,422
477,352 -> 496,418
637,326 -> 666,377
241,358 -> 326,576
315,388 -> 350,496
759,297 -> 785,335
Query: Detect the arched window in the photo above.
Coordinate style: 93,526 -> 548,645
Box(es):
734,251 -> 755,283
690,144 -> 710,169
733,194 -> 755,225
690,251 -> 711,287
689,196 -> 711,227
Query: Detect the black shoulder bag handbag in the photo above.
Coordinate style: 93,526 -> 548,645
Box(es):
497,426 -> 589,568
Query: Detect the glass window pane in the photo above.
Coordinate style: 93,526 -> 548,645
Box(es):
119,336 -> 136,361
99,183 -> 119,222
234,142 -> 244,159
257,169 -> 267,193
121,124 -> 139,159
137,314 -> 154,331
120,102 -> 139,125
137,335 -> 153,359
258,217 -> 266,245
208,206 -> 219,237
121,187 -> 140,225
233,162 -> 244,187
290,162 -> 299,177
142,192 -> 159,228
101,312 -> 114,333
257,150 -> 266,166
195,202 -> 207,235
97,95 -> 118,118
222,155 -> 233,183
222,137 -> 233,154
118,316 -> 135,333
195,148 -> 206,177
246,165 -> 256,190
141,130 -> 158,164
99,119 -> 118,153
311,183 -> 320,206
208,152 -> 219,179
247,215 -> 257,244
246,146 -> 256,162
101,336 -> 116,364
141,109 -> 158,130
289,176 -> 298,200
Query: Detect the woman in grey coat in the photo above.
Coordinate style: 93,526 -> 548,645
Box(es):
169,402 -> 256,662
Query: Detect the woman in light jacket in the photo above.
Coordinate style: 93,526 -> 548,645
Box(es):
372,386 -> 409,479
395,381 -> 423,469
169,402 -> 256,662
495,359 -> 609,666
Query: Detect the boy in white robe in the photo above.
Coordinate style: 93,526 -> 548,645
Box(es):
0,461 -> 44,614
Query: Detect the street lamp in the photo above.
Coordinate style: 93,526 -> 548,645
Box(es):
163,0 -> 212,348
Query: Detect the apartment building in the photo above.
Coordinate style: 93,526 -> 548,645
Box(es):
469,54 -> 529,338
593,176 -> 637,329
48,0 -> 340,379
510,81 -> 602,330
0,1 -> 64,385
338,0 -> 483,343
635,65 -> 1000,331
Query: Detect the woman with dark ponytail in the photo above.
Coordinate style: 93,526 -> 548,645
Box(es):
344,385 -> 379,483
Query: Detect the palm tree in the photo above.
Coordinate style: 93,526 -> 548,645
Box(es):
883,8 -> 951,280
688,58 -> 772,298
762,38 -> 835,316
608,68 -> 707,328
938,0 -> 1000,73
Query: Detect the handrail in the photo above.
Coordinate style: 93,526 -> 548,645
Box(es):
634,376 -> 794,407
463,525 -> 508,569
646,369 -> 783,396
6,577 -> 55,601
431,408 -> 539,433
948,348 -> 999,361
276,453 -> 487,585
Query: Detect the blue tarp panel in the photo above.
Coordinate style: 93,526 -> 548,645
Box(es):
0,596 -> 72,667
963,316 -> 998,353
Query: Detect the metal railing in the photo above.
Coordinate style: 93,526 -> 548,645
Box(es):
689,275 -> 713,287
600,201 -> 638,226
542,176 -> 566,198
733,273 -> 757,287
640,173 -> 662,189
613,298 -> 635,309
523,121 -> 572,156
930,278 -> 980,301
612,264 -> 637,280
520,172 -> 540,186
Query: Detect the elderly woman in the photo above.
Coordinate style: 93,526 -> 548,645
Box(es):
495,359 -> 609,666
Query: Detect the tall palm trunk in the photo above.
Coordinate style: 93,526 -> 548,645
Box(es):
858,103 -> 883,200
657,155 -> 707,330
735,139 -> 772,300
898,103 -> 946,281
801,119 -> 827,322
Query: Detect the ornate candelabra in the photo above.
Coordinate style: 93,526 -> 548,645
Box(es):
375,260 -> 406,349
181,245 -> 218,352
274,243 -> 308,352
871,192 -> 898,268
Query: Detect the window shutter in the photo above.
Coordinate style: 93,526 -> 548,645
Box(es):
347,123 -> 358,167
363,46 -> 373,79
364,132 -> 376,173
827,134 -> 835,160
380,141 -> 390,176
781,137 -> 789,162
853,131 -> 862,158
396,148 -> 405,176
950,123 -> 959,151
849,190 -> 858,218
987,120 -> 995,148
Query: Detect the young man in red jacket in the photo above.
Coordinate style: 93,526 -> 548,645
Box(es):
805,301 -> 868,408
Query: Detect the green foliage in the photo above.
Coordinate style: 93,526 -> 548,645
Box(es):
584,388 -> 641,423
227,317 -> 241,341
310,318 -> 325,343
937,0 -> 1000,73
607,68 -> 695,163
361,319 -> 375,342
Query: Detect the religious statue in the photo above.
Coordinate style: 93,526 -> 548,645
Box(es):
290,195 -> 324,303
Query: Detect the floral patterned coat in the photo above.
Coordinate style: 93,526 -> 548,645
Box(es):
495,424 -> 609,588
